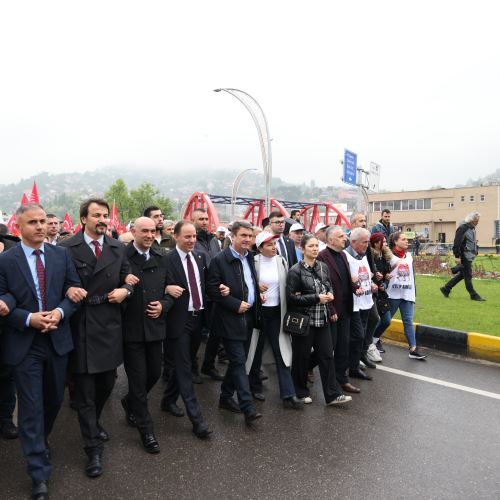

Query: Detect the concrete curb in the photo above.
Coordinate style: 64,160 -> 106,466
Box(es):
384,319 -> 500,363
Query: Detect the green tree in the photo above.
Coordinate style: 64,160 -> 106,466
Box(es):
129,182 -> 174,220
104,178 -> 132,220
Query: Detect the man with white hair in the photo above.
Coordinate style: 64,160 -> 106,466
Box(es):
441,212 -> 485,301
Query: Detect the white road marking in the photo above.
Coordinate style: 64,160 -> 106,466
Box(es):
377,365 -> 500,400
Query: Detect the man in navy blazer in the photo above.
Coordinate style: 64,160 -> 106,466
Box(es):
0,204 -> 83,500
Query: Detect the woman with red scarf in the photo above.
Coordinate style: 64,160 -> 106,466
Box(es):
387,232 -> 427,360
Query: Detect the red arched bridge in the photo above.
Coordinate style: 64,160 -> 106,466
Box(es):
182,192 -> 351,233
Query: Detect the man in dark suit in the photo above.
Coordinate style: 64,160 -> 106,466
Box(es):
207,221 -> 263,426
121,217 -> 169,453
317,226 -> 360,394
59,198 -> 134,478
0,203 -> 82,500
268,211 -> 298,269
160,220 -> 214,438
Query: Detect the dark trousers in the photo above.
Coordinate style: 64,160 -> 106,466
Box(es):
349,309 -> 370,370
123,340 -> 162,434
202,332 -> 221,371
331,313 -> 351,385
74,369 -> 116,456
163,314 -> 204,426
0,361 -> 16,423
249,306 -> 296,399
363,303 -> 380,351
292,324 -> 342,403
13,334 -> 67,482
444,259 -> 478,297
220,312 -> 255,415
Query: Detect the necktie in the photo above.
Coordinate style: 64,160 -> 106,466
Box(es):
186,254 -> 202,310
278,238 -> 287,259
33,249 -> 47,311
91,240 -> 101,259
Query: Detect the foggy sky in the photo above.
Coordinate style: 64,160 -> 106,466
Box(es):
1,0 -> 499,191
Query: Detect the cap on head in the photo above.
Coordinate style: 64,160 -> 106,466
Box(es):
255,231 -> 279,248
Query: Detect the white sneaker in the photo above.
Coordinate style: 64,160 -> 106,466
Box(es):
327,395 -> 352,405
367,343 -> 383,363
303,397 -> 313,404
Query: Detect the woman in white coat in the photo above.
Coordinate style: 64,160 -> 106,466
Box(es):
246,232 -> 304,409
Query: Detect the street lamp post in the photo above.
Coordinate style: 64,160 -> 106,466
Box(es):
214,88 -> 272,215
231,168 -> 257,221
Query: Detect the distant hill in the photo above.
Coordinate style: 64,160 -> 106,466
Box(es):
458,168 -> 500,187
0,166 -> 355,219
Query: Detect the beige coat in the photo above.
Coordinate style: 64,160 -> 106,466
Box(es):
246,254 -> 293,373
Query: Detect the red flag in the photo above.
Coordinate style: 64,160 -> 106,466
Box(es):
29,181 -> 40,204
6,213 -> 18,236
21,193 -> 29,205
73,223 -> 81,234
63,213 -> 73,232
109,201 -> 122,234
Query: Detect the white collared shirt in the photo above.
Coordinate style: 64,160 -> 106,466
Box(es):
133,242 -> 150,261
176,246 -> 204,311
83,232 -> 105,256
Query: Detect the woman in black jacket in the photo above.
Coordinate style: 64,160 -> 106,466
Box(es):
286,234 -> 351,406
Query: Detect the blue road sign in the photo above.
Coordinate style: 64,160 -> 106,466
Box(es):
343,149 -> 357,186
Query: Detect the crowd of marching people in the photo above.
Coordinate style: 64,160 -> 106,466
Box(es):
0,200 -> 426,500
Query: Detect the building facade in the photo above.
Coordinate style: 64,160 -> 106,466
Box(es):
367,184 -> 500,250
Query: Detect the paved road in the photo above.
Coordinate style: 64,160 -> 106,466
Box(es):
1,343 -> 500,499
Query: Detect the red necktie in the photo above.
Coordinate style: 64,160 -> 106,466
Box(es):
186,254 -> 201,310
33,249 -> 47,311
91,240 -> 101,259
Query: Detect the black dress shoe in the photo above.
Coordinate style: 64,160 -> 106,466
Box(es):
0,420 -> 18,439
191,373 -> 203,384
85,454 -> 103,478
201,367 -> 225,381
161,401 -> 185,417
283,396 -> 304,410
32,480 -> 48,500
244,410 -> 263,425
120,397 -> 137,427
471,295 -> 486,301
192,422 -> 213,439
97,424 -> 109,442
140,433 -> 160,454
252,392 -> 266,401
360,355 -> 377,369
218,398 -> 242,413
349,368 -> 373,381
259,369 -> 268,381
342,383 -> 361,394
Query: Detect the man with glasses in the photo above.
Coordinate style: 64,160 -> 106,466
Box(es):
268,211 -> 297,268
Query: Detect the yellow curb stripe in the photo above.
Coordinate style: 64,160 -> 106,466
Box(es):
467,332 -> 500,363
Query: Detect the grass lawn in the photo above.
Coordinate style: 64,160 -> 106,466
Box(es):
392,274 -> 500,336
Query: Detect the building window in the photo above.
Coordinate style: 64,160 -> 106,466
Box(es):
402,199 -> 409,210
470,195 -> 474,202
381,201 -> 393,211
374,201 -> 381,212
424,198 -> 432,209
408,199 -> 415,210
416,199 -> 424,210
369,202 -> 374,212
480,194 -> 486,202
393,200 -> 402,211
460,196 -> 465,202
448,202 -> 454,208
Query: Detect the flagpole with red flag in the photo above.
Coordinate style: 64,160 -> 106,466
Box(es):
29,181 -> 40,204
110,201 -> 122,234
63,213 -> 74,233
6,213 -> 18,236
21,193 -> 29,205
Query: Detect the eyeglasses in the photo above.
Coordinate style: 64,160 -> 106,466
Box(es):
271,220 -> 285,225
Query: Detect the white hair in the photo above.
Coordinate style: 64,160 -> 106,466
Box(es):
464,211 -> 480,223
350,227 -> 370,242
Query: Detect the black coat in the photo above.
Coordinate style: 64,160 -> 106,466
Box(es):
317,248 -> 354,317
163,249 -> 208,339
277,236 -> 298,269
59,232 -> 133,374
286,260 -> 335,317
206,246 -> 261,340
195,229 -> 221,265
122,245 -> 169,343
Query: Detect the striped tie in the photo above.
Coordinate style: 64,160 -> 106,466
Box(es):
33,249 -> 47,311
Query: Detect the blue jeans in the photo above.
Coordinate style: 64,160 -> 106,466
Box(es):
373,310 -> 392,340
389,298 -> 416,348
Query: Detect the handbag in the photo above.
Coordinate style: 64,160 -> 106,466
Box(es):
283,311 -> 310,337
376,288 -> 390,315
